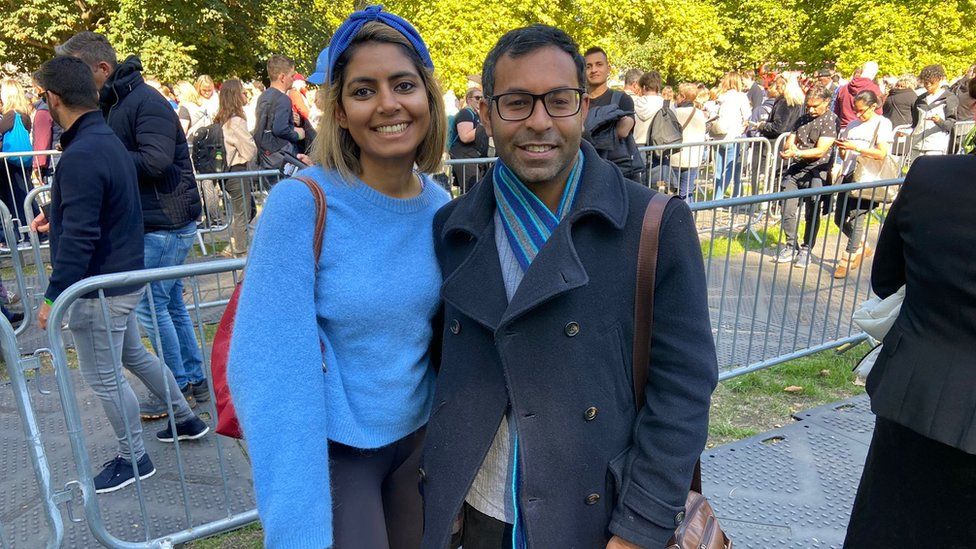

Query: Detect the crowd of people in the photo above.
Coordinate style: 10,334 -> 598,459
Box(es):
1,4 -> 975,548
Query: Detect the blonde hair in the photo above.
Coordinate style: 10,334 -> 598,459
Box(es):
0,79 -> 32,115
174,81 -> 202,106
719,71 -> 743,94
678,83 -> 698,103
312,21 -> 445,180
194,75 -> 215,95
783,74 -> 805,107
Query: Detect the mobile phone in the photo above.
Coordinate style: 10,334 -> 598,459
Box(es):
40,202 -> 51,220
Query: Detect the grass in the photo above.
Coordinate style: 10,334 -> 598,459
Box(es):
707,343 -> 868,447
186,343 -> 869,547
700,218 -> 842,260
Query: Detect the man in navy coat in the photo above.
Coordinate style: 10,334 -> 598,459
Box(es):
423,25 -> 718,548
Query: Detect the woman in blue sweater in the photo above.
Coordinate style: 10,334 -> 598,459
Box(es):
228,7 -> 450,548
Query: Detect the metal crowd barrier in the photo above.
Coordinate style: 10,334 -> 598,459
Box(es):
638,136 -> 777,201
444,157 -> 497,194
0,199 -> 36,335
690,177 -> 903,378
41,259 -> 255,547
1,312 -> 64,549
0,175 -> 906,545
193,169 -> 284,256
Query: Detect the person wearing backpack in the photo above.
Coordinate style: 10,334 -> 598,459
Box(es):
0,79 -> 37,230
213,79 -> 257,258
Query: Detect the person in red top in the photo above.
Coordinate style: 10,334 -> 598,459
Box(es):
834,61 -> 883,129
31,75 -> 60,179
287,72 -> 310,121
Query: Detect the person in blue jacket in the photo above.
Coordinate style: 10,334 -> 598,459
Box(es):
228,6 -> 450,548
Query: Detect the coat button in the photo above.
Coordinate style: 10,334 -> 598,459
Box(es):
418,467 -> 426,482
675,511 -> 685,525
564,321 -> 580,337
584,407 -> 598,421
585,493 -> 601,505
450,319 -> 460,335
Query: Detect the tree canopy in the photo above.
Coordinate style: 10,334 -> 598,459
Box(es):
2,0 -> 973,88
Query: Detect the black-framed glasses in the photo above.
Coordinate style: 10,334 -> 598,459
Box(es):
489,87 -> 585,121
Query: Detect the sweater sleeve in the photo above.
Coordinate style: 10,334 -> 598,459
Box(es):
44,154 -> 103,302
228,177 -> 333,549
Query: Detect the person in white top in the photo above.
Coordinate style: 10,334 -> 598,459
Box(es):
832,89 -> 893,278
633,71 -> 665,146
671,83 -> 708,201
712,71 -> 752,198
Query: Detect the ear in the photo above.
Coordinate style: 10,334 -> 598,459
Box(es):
335,100 -> 348,129
478,96 -> 493,138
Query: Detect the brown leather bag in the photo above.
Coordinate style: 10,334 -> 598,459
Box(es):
633,193 -> 732,549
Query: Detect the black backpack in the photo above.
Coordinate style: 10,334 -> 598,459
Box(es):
647,100 -> 686,158
191,123 -> 227,174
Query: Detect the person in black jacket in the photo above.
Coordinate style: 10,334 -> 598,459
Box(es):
57,32 -> 209,419
843,151 -> 976,548
881,74 -> 918,129
32,56 -> 208,494
252,54 -> 307,171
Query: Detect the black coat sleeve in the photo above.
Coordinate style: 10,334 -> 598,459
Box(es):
129,96 -> 180,178
610,199 -> 718,547
44,155 -> 103,302
871,164 -> 911,298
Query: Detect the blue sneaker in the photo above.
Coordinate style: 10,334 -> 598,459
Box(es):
93,454 -> 155,494
156,415 -> 210,443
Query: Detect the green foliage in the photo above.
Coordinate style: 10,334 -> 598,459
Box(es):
1,0 -> 974,86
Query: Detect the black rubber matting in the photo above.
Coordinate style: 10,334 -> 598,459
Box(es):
702,394 -> 873,548
0,369 -> 255,548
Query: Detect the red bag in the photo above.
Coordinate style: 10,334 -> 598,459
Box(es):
212,175 -> 327,438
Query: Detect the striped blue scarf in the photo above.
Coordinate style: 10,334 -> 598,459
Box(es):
493,150 -> 584,548
493,150 -> 585,273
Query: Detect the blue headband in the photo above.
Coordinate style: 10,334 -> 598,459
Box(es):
326,5 -> 434,85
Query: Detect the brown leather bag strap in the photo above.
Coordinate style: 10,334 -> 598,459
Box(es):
632,192 -> 670,409
292,175 -> 327,261
632,192 -> 704,495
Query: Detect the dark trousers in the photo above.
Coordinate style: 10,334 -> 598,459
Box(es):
329,426 -> 426,549
0,160 -> 36,231
781,165 -> 826,249
844,417 -> 976,548
458,502 -> 513,549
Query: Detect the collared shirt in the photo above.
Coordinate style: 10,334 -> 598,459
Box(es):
464,209 -> 522,524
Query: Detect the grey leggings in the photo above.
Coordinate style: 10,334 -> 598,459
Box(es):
68,290 -> 194,461
329,426 -> 426,549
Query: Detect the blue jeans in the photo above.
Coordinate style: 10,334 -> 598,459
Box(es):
136,221 -> 205,388
676,167 -> 699,203
714,143 -> 743,199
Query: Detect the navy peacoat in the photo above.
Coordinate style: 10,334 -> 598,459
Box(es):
422,142 -> 718,548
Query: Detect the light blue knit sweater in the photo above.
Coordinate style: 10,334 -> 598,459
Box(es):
228,166 -> 450,548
